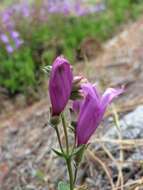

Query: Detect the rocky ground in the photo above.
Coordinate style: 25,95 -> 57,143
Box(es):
1,17 -> 143,189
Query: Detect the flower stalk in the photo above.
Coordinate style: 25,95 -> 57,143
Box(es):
54,124 -> 64,154
48,56 -> 124,189
61,113 -> 74,190
61,114 -> 69,155
66,157 -> 74,190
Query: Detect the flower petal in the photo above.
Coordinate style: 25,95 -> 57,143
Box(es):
72,100 -> 82,114
76,94 -> 101,145
81,83 -> 100,100
101,88 -> 124,113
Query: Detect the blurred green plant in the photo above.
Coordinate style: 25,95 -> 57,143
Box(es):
0,48 -> 36,95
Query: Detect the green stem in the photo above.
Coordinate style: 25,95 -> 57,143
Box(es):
54,125 -> 64,153
61,114 -> 74,190
61,114 -> 69,154
66,158 -> 74,190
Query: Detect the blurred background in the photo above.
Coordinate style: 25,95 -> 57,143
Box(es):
0,0 -> 143,110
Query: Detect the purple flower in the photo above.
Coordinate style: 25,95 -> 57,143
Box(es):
76,84 -> 124,146
94,3 -> 106,12
0,34 -> 9,44
49,56 -> 73,116
6,45 -> 14,53
10,31 -> 19,39
21,3 -> 30,17
74,2 -> 87,16
2,10 -> 12,23
15,38 -> 23,48
9,31 -> 23,48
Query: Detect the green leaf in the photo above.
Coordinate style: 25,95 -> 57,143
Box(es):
58,181 -> 70,190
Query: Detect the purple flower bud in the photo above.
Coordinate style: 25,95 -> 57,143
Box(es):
76,84 -> 124,146
0,34 -> 9,44
49,56 -> 73,116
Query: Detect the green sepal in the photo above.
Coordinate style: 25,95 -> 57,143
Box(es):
73,145 -> 87,165
72,145 -> 85,156
58,181 -> 70,190
69,123 -> 76,133
42,65 -> 52,75
50,115 -> 60,126
52,149 -> 65,158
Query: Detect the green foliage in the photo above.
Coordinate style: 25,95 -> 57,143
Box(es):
0,48 -> 36,94
1,0 -> 143,95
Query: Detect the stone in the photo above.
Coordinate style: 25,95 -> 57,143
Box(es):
105,105 -> 143,140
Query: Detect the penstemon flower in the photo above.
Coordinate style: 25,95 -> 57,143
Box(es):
76,84 -> 124,145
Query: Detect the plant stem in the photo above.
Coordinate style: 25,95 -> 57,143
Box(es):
54,125 -> 64,153
61,114 -> 74,190
61,113 -> 69,154
66,157 -> 74,190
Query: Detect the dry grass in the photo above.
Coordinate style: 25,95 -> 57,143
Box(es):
87,107 -> 143,190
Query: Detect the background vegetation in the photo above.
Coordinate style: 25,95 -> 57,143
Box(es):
0,0 -> 143,97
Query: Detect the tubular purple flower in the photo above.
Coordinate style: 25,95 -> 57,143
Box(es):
76,84 -> 124,146
49,56 -> 73,116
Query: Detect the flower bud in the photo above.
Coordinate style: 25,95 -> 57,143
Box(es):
49,56 -> 73,116
72,76 -> 88,91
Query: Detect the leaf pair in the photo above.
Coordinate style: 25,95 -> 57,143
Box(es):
53,144 -> 86,161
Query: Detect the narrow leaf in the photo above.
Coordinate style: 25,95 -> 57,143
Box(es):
52,149 -> 64,158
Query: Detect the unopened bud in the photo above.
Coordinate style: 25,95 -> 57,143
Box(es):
71,76 -> 88,100
70,90 -> 84,100
72,76 -> 88,91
